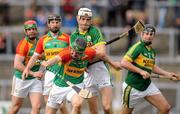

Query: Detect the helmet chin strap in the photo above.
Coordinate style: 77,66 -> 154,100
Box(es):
144,41 -> 152,46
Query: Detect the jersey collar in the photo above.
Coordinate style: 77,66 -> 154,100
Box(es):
47,31 -> 62,38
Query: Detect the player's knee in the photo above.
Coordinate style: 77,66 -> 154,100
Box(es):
12,102 -> 22,110
103,103 -> 111,112
8,102 -> 22,113
160,104 -> 171,113
72,101 -> 82,109
102,100 -> 111,111
72,95 -> 83,109
32,103 -> 41,111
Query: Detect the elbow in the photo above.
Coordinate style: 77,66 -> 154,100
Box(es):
120,60 -> 127,68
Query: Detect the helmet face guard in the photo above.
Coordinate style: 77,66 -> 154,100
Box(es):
47,14 -> 62,23
24,20 -> 37,30
78,8 -> 92,18
71,38 -> 87,52
70,38 -> 87,60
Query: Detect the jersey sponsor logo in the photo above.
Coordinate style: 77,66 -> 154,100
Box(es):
143,59 -> 154,67
64,65 -> 85,77
44,48 -> 63,60
134,54 -> 154,70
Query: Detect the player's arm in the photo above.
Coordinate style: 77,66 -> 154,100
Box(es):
121,57 -> 145,75
121,45 -> 150,79
41,55 -> 61,68
91,44 -> 106,61
41,48 -> 70,69
102,55 -> 121,70
152,65 -> 179,80
22,37 -> 44,78
90,27 -> 106,61
14,54 -> 34,76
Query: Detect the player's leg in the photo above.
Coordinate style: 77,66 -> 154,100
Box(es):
45,95 -> 68,114
8,96 -> 24,114
87,96 -> 99,114
145,94 -> 171,114
83,69 -> 99,114
29,78 -> 43,114
8,76 -> 27,114
29,93 -> 42,114
71,94 -> 84,114
46,84 -> 70,114
100,86 -> 113,114
43,70 -> 69,114
59,102 -> 69,114
97,62 -> 113,114
66,83 -> 85,114
45,105 -> 58,114
144,83 -> 171,114
119,105 -> 133,114
119,82 -> 139,114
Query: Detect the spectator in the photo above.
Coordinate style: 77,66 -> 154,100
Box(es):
174,3 -> 180,56
124,10 -> 137,51
62,12 -> 77,27
157,0 -> 168,28
35,8 -> 47,28
0,32 -> 6,53
0,2 -> 10,25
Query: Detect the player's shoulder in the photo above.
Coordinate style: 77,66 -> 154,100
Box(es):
129,41 -> 142,51
17,37 -> 28,45
88,26 -> 102,34
62,32 -> 70,37
89,26 -> 99,31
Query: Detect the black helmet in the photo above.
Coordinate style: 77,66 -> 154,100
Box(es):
47,14 -> 62,23
71,38 -> 87,52
143,24 -> 156,33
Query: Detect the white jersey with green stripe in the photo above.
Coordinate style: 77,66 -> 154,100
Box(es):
123,40 -> 156,91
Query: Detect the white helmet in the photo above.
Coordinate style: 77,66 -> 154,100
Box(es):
78,8 -> 92,17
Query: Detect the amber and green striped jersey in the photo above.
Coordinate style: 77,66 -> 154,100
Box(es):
123,40 -> 156,91
35,31 -> 70,72
15,37 -> 40,80
48,48 -> 89,87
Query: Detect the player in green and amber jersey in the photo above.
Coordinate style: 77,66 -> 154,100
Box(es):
123,39 -> 156,91
8,20 -> 43,114
39,38 -> 96,114
71,7 -> 114,114
120,24 -> 179,114
22,14 -> 69,114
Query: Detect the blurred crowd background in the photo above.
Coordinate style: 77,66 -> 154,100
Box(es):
0,0 -> 180,114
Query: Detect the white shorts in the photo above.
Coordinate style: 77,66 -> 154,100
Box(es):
43,70 -> 56,95
11,76 -> 43,98
47,83 -> 84,109
83,62 -> 112,95
122,82 -> 161,108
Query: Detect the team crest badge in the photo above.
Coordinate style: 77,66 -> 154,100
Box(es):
86,35 -> 91,42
